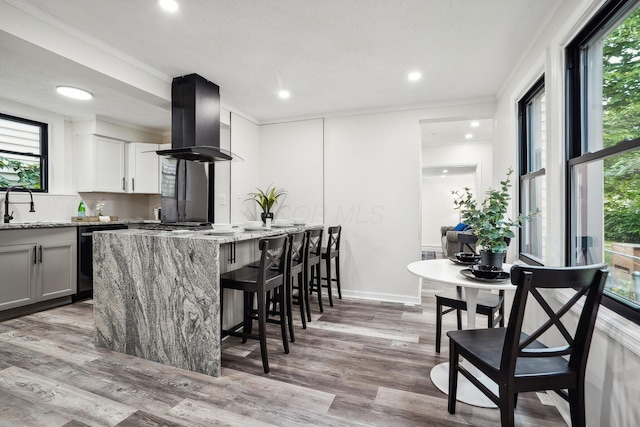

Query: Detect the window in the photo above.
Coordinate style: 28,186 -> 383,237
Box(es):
518,77 -> 546,265
0,112 -> 48,191
566,0 -> 640,323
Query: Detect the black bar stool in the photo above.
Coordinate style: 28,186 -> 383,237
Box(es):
321,225 -> 342,307
220,234 -> 289,373
306,228 -> 324,315
286,231 -> 306,338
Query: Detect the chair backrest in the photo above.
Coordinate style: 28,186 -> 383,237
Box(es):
257,235 -> 289,285
306,228 -> 324,260
501,264 -> 608,377
457,233 -> 478,253
326,225 -> 341,254
288,231 -> 306,274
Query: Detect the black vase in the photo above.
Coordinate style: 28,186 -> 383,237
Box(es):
480,250 -> 506,269
261,212 -> 274,225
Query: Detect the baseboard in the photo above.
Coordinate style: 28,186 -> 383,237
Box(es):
340,290 -> 421,305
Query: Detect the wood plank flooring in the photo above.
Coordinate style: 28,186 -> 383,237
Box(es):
0,279 -> 568,426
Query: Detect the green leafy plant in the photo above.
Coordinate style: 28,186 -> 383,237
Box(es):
452,168 -> 537,253
247,185 -> 287,213
0,156 -> 41,189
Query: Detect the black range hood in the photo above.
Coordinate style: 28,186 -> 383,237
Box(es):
156,73 -> 232,163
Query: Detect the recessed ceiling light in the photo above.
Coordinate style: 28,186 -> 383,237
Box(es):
470,121 -> 480,127
465,133 -> 473,139
159,0 -> 179,12
278,90 -> 290,99
56,86 -> 92,100
408,72 -> 422,81
442,169 -> 448,173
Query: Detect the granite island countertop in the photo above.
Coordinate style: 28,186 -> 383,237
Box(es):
92,223 -> 322,377
0,220 -> 160,230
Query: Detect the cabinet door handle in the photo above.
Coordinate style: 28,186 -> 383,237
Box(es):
132,177 -> 135,192
122,177 -> 126,191
33,245 -> 37,264
38,245 -> 43,263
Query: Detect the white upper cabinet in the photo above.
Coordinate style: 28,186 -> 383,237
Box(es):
75,135 -> 160,194
128,142 -> 159,194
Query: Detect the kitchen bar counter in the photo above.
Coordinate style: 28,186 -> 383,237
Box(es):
92,224 -> 322,377
0,219 -> 159,230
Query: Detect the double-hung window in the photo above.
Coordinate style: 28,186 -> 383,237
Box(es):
0,112 -> 48,191
518,77 -> 546,265
566,0 -> 640,323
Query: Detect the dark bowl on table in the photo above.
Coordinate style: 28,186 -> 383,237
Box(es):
469,264 -> 503,279
455,252 -> 481,263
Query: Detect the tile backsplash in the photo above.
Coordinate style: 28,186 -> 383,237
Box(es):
0,192 -> 160,222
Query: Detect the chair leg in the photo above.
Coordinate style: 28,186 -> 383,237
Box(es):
277,285 -> 290,355
436,300 -> 443,353
314,264 -> 324,312
448,341 -> 459,414
285,278 -> 295,343
335,254 -> 342,299
297,271 -> 307,329
456,309 -> 462,330
568,380 -> 586,427
304,268 -> 312,322
498,386 -> 516,427
256,290 -> 269,373
325,257 -> 334,307
242,291 -> 253,343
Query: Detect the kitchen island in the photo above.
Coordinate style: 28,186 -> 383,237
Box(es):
92,224 -> 321,377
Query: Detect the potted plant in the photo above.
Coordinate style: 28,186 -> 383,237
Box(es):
248,185 -> 287,224
452,168 -> 537,268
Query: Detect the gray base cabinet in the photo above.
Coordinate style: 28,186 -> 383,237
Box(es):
0,228 -> 77,312
220,240 -> 259,330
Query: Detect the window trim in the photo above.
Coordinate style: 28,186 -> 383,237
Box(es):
565,0 -> 640,325
518,75 -> 545,266
0,112 -> 48,192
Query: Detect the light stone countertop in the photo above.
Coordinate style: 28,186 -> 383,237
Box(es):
0,220 -> 160,230
98,223 -> 324,244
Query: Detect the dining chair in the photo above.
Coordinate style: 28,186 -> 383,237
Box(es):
220,234 -> 290,373
447,263 -> 608,427
435,232 -> 504,353
320,225 -> 342,307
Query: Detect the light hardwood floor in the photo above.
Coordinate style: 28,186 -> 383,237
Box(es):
0,279 -> 568,426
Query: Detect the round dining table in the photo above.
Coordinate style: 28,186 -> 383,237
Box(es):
407,258 -> 516,408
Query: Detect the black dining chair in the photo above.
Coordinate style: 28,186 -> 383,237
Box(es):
447,263 -> 608,427
435,233 -> 504,353
220,234 -> 290,374
305,228 -> 324,316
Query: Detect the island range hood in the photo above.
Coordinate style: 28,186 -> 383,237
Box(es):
156,73 -> 233,162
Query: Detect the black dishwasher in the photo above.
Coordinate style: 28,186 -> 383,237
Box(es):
75,224 -> 129,301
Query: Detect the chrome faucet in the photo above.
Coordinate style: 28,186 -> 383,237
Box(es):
3,185 -> 36,223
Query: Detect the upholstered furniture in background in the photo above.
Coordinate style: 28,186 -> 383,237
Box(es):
440,226 -> 477,258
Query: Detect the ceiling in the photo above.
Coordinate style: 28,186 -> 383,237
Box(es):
0,0 -> 561,132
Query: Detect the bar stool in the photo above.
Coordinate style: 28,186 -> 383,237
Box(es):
287,231 -> 307,334
220,234 -> 289,373
306,228 -> 324,315
321,225 -> 342,307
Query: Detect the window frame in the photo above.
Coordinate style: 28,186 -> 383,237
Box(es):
565,0 -> 640,325
518,76 -> 546,266
0,112 -> 48,192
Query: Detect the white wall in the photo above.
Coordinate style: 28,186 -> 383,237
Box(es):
421,140 -> 493,247
494,0 -> 640,425
230,113 -> 260,224
258,119 -> 324,224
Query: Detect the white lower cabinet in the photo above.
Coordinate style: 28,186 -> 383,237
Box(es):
0,228 -> 77,312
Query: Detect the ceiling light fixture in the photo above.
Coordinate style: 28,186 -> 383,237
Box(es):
470,121 -> 480,127
408,71 -> 422,81
442,169 -> 448,173
465,133 -> 473,139
159,0 -> 179,12
56,86 -> 93,100
278,90 -> 290,99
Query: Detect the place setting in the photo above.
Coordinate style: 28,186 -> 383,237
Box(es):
449,252 -> 511,282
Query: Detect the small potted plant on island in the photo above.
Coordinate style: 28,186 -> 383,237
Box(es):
248,185 -> 287,225
452,168 -> 537,269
